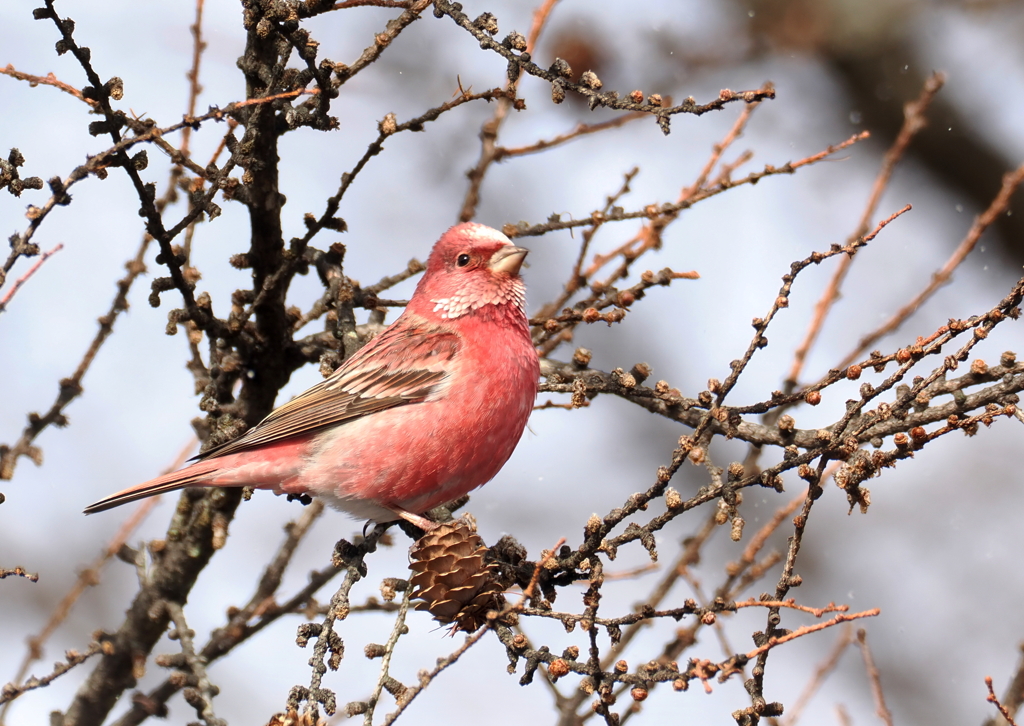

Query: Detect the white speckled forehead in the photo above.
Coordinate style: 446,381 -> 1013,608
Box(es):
460,223 -> 512,246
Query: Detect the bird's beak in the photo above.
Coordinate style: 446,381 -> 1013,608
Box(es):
489,245 -> 529,275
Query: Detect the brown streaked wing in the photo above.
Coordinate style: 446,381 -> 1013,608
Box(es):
197,327 -> 459,461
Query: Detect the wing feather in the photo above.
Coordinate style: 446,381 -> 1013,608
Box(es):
198,323 -> 459,460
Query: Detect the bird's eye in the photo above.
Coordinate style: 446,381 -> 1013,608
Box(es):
456,253 -> 471,267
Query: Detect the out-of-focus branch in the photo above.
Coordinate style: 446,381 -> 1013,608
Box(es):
856,629 -> 894,726
839,159 -> 1024,369
786,72 -> 945,389
780,625 -> 856,726
457,0 -> 561,222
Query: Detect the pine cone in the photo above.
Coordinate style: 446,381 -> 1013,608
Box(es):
408,517 -> 505,632
263,709 -> 325,726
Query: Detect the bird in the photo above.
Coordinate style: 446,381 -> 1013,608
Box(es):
84,222 -> 540,531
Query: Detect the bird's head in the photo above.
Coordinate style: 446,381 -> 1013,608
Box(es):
408,223 -> 529,324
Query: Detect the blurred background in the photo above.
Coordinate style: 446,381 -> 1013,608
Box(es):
2,0 -> 1024,724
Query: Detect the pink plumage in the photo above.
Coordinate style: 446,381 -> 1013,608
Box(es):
85,223 -> 540,529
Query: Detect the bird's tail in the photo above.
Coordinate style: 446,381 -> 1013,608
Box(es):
83,460 -> 222,514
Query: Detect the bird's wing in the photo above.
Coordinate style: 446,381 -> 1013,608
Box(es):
199,322 -> 460,460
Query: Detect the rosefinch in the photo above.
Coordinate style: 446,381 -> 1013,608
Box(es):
84,223 -> 539,530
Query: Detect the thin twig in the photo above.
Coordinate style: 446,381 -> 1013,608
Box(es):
235,86 -> 513,331
165,602 -> 224,726
179,0 -> 206,169
733,600 -> 850,617
727,490 -> 806,593
856,629 -> 894,726
681,93 -> 763,201
499,538 -> 569,617
987,675 -> 1021,726
0,0 -> 218,477
494,113 -> 645,161
0,643 -> 103,707
289,526 -> 389,721
707,205 -> 911,417
984,645 -> 1024,726
532,167 -> 640,330
746,610 -> 880,660
437,0 -> 775,132
0,243 -> 63,313
362,589 -> 411,725
379,627 -> 489,726
0,64 -> 97,106
345,0 -> 432,78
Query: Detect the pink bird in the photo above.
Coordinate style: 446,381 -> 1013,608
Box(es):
85,223 -> 539,530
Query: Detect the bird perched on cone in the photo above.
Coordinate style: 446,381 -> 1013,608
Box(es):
85,223 -> 540,531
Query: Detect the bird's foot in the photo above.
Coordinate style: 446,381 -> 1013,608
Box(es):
387,505 -> 439,532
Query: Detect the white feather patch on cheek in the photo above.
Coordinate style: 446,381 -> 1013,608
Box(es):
431,296 -> 470,319
431,277 -> 525,320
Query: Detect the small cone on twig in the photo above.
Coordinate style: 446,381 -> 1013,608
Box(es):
408,516 -> 505,632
